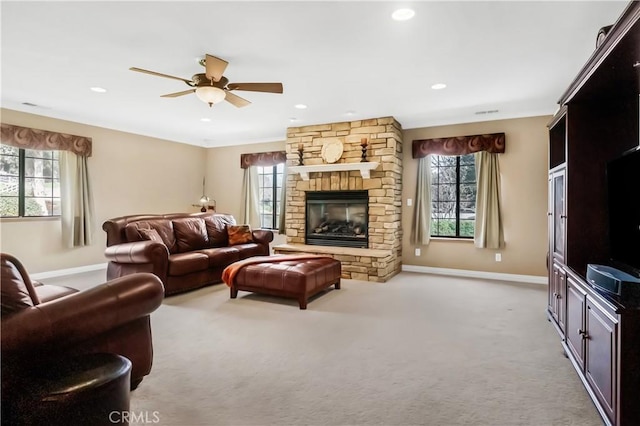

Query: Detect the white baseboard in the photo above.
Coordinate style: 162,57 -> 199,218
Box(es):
401,264 -> 547,285
30,262 -> 546,285
30,263 -> 108,280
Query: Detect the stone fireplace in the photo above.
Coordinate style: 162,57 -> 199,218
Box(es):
273,116 -> 403,282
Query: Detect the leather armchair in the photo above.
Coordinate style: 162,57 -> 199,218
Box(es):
1,253 -> 164,392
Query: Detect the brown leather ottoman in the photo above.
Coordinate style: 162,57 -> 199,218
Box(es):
229,256 -> 341,309
5,353 -> 131,426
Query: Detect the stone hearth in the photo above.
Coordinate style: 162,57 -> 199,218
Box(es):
273,117 -> 403,282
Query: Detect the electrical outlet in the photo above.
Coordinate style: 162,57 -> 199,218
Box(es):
415,248 -> 421,256
407,198 -> 413,206
495,253 -> 502,262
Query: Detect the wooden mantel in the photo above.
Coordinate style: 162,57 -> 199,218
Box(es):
288,162 -> 379,181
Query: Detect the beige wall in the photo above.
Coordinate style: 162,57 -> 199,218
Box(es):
0,109 -> 207,273
207,116 -> 550,277
402,116 -> 550,277
1,109 -> 549,277
205,140 -> 285,220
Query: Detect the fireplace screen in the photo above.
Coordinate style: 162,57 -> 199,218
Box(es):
305,190 -> 368,248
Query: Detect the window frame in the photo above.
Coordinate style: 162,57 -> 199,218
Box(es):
256,163 -> 284,230
430,153 -> 476,239
0,145 -> 61,218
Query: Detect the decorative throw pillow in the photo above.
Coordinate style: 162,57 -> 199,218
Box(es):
132,220 -> 177,253
138,228 -> 165,245
227,224 -> 254,246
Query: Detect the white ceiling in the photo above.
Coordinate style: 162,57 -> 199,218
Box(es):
1,1 -> 629,148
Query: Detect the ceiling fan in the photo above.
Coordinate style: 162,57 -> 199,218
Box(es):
129,54 -> 283,108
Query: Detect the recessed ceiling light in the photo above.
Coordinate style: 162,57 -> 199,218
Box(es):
431,83 -> 447,90
200,118 -> 211,122
294,104 -> 307,109
392,8 -> 415,21
345,110 -> 356,116
289,117 -> 299,123
90,87 -> 107,93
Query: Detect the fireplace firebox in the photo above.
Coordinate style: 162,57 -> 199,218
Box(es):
305,190 -> 368,248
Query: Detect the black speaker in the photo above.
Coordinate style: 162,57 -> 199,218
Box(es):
587,264 -> 640,305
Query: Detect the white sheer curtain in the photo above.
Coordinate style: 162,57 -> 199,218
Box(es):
474,151 -> 504,249
411,156 -> 432,246
278,163 -> 287,233
59,151 -> 95,248
240,166 -> 260,227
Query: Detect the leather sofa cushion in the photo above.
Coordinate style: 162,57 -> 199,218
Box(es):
1,257 -> 36,317
168,253 -> 209,276
234,243 -> 268,260
34,284 -> 78,303
125,220 -> 178,254
204,215 -> 235,247
173,218 -> 209,252
228,225 -> 254,246
199,247 -> 241,268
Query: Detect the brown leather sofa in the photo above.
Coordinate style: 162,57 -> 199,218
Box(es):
1,253 -> 164,394
102,212 -> 273,295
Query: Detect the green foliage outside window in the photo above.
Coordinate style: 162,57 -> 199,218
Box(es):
431,219 -> 475,238
0,144 -> 60,217
430,154 -> 476,238
256,163 -> 284,229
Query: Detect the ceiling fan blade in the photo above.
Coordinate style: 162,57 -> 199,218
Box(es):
130,67 -> 193,85
227,82 -> 283,93
161,89 -> 195,98
225,91 -> 251,108
205,54 -> 228,82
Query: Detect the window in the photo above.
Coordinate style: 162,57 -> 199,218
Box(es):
256,163 -> 284,229
430,154 -> 476,238
0,144 -> 60,217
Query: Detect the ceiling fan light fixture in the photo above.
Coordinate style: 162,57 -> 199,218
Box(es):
195,86 -> 226,107
130,54 -> 281,109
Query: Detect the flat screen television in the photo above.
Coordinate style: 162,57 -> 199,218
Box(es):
607,146 -> 640,276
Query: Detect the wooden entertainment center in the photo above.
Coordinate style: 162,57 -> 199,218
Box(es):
546,2 -> 640,425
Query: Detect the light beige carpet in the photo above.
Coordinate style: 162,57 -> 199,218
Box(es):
120,272 -> 602,426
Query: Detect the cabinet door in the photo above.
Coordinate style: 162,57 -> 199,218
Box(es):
565,276 -> 586,368
585,297 -> 618,424
548,263 -> 559,320
549,262 -> 566,334
551,169 -> 566,261
556,266 -> 566,333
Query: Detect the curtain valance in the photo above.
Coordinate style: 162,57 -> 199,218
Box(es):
240,151 -> 286,169
1,123 -> 92,157
412,133 -> 505,158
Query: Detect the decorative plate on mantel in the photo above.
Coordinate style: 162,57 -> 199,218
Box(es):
321,138 -> 344,163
